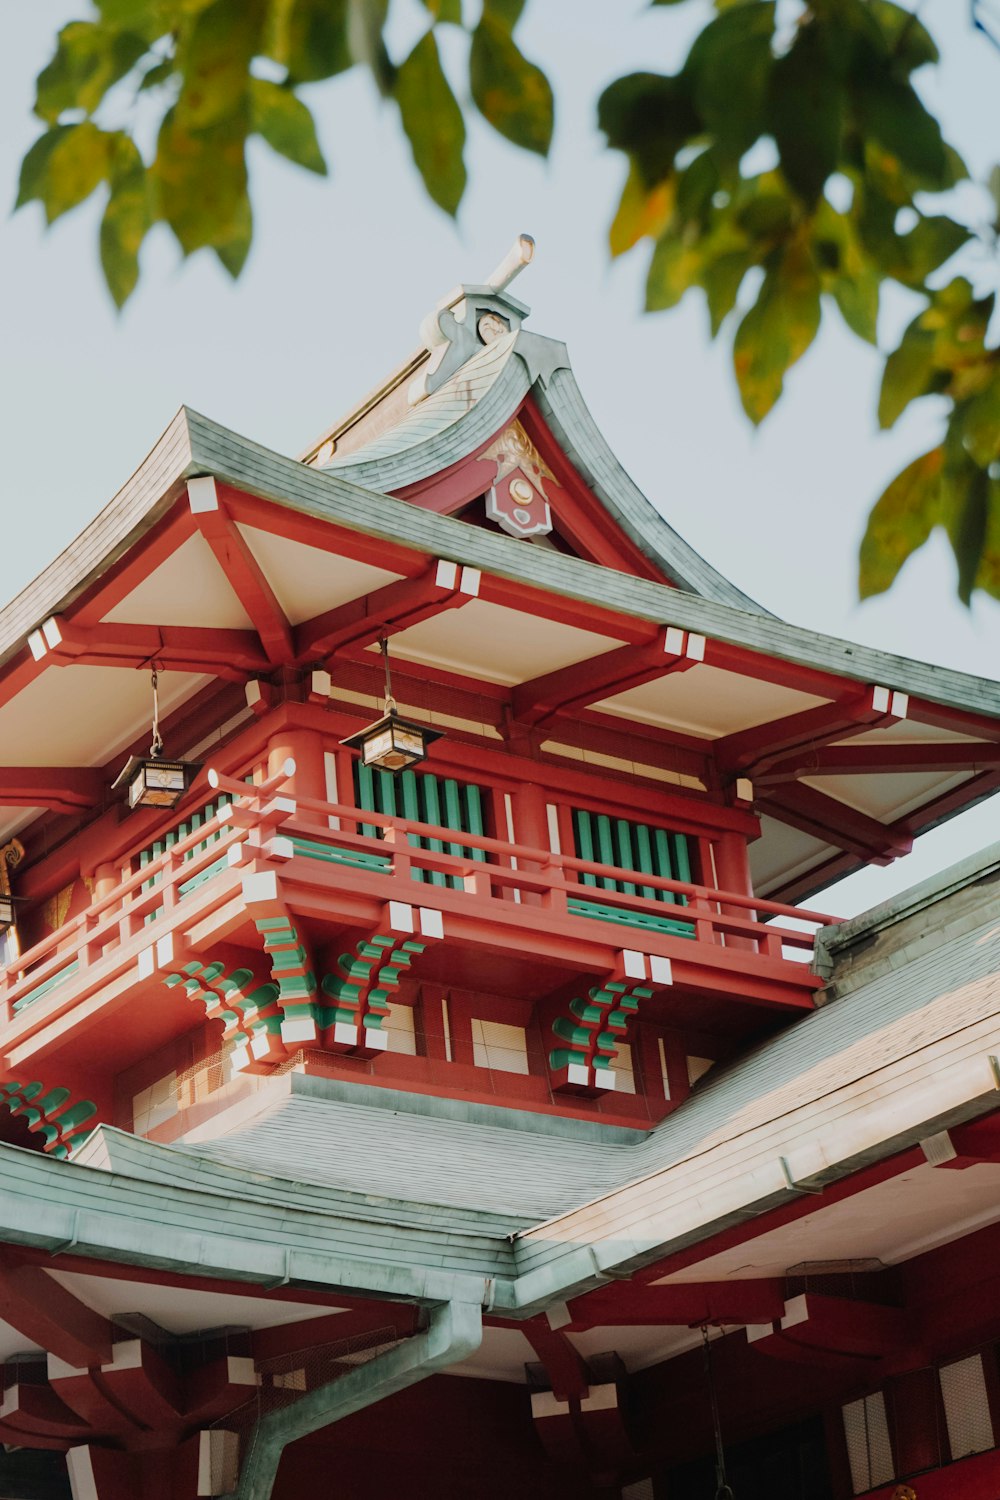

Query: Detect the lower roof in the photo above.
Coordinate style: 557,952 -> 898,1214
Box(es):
0,840 -> 990,1326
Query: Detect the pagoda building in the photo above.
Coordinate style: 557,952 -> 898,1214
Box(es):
0,242 -> 999,1500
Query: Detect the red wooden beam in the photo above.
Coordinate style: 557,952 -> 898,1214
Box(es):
522,1320 -> 589,1401
220,485 -> 427,578
566,1278 -> 786,1330
756,739 -> 1000,784
295,560 -> 479,661
73,504 -> 197,627
37,617 -> 268,680
188,477 -> 294,664
0,1253 -> 114,1367
251,1304 -> 420,1362
510,627 -> 704,730
758,781 -> 913,863
715,688 -> 902,778
0,768 -> 104,813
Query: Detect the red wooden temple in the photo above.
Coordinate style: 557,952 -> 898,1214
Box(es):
0,242 -> 999,1499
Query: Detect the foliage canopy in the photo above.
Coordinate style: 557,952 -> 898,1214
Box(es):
16,0 -> 1000,605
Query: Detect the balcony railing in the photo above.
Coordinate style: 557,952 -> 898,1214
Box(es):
0,761 -> 841,1022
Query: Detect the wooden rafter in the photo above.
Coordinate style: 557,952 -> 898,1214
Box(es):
510,627 -> 704,730
0,1252 -> 114,1367
715,689 -> 901,778
295,559 -> 479,661
36,617 -> 269,681
755,739 -> 1000,784
758,781 -> 913,863
188,477 -> 294,664
0,768 -> 104,813
566,1278 -> 785,1330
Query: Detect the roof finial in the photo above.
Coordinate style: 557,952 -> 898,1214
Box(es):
485,234 -> 534,294
409,235 -> 536,407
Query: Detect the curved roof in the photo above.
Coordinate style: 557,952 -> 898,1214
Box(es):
313,311 -> 767,613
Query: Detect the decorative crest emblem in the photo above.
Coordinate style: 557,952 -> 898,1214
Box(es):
482,420 -> 555,539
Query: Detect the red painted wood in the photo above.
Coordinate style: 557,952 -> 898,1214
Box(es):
865,1447 -> 1000,1499
0,1252 -> 114,1366
295,563 -> 469,660
191,494 -> 294,663
758,782 -> 913,863
74,505 -> 197,626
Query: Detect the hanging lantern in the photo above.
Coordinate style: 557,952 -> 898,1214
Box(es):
341,640 -> 442,774
113,668 -> 201,812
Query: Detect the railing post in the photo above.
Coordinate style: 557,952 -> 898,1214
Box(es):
539,856 -> 567,915
689,892 -> 716,945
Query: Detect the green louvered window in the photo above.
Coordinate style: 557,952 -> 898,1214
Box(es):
569,807 -> 695,939
353,765 -> 489,889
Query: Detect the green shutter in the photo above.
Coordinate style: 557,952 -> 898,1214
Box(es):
571,807 -> 693,907
352,764 -> 489,890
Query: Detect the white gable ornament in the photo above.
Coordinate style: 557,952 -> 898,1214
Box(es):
483,420 -> 555,539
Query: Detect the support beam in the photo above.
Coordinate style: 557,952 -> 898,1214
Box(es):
522,1321 -> 589,1401
34,617 -> 268,680
510,626 -> 705,730
755,739 -> 1000,784
295,559 -> 480,661
566,1279 -> 786,1330
714,686 -> 905,778
0,768 -> 104,813
757,781 -> 913,863
0,1254 -> 113,1368
188,477 -> 294,664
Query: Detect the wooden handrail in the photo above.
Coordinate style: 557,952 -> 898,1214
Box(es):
1,757 -> 838,1020
293,794 -> 841,927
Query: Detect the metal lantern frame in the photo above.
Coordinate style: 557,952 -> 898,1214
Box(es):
340,640 -> 443,775
113,667 -> 201,812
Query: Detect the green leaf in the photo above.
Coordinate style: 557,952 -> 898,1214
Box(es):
973,478 -> 1000,601
683,3 -> 775,157
598,73 -> 699,188
482,0 -> 526,25
470,13 -> 553,156
867,1 -> 939,72
768,20 -> 842,204
265,0 -> 351,83
732,239 -> 821,423
898,214 -> 969,288
347,0 -> 393,96
35,21 -> 149,123
858,447 -> 943,598
943,461 -> 989,606
174,0 -> 264,132
153,105 -> 250,253
250,78 -> 327,174
139,57 -> 177,92
878,320 -> 936,428
94,0 -> 171,35
393,30 -> 466,215
832,270 -> 879,344
609,162 -> 675,258
701,249 -> 751,335
100,136 -> 151,308
214,191 -> 253,277
645,235 -> 703,311
955,379 -> 1000,469
675,148 -> 718,228
17,122 -> 112,224
855,76 -> 948,189
422,0 -> 462,20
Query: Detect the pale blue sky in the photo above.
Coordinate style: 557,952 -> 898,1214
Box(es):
1,1 -> 997,915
